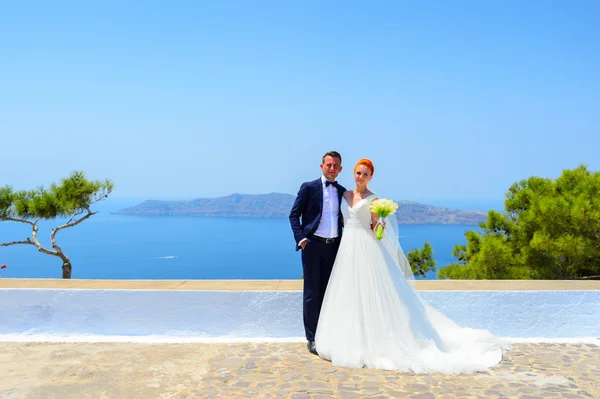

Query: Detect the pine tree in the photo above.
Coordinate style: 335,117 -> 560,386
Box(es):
1,171 -> 113,278
438,165 -> 600,280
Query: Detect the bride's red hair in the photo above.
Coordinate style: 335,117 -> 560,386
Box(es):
354,158 -> 374,175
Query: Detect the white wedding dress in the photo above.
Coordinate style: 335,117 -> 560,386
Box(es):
315,194 -> 511,374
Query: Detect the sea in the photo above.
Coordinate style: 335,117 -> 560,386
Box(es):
0,198 -> 502,280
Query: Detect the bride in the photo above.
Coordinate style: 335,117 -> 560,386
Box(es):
314,158 -> 511,374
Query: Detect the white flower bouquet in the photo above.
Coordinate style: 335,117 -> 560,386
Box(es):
369,198 -> 399,240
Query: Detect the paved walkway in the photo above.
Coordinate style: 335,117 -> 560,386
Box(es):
1,342 -> 599,398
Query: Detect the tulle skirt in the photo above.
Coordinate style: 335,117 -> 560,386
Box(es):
314,225 -> 511,374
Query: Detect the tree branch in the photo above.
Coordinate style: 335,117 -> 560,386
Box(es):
50,208 -> 97,251
0,238 -> 35,247
0,216 -> 59,256
90,194 -> 109,206
0,216 -> 35,226
29,219 -> 59,257
65,209 -> 84,225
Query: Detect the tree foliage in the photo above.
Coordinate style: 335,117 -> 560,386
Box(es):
407,242 -> 437,277
1,171 -> 113,278
438,165 -> 600,279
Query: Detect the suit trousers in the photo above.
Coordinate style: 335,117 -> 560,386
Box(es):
301,238 -> 340,341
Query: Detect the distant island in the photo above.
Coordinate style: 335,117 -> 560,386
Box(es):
113,193 -> 487,225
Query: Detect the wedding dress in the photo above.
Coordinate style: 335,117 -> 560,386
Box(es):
315,194 -> 511,374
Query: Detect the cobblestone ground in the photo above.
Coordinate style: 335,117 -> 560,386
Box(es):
1,342 -> 599,398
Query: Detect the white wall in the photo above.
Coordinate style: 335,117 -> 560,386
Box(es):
1,289 -> 599,341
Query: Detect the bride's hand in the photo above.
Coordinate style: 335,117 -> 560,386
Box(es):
373,220 -> 386,231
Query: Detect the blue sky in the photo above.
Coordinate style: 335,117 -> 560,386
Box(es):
1,1 -> 599,206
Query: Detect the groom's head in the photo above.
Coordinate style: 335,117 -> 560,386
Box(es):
321,151 -> 343,181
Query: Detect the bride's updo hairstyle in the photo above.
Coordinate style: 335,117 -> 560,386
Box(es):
354,158 -> 374,176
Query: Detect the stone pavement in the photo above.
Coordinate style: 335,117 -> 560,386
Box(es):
1,342 -> 599,399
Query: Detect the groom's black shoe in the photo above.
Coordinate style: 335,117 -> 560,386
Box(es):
307,340 -> 318,355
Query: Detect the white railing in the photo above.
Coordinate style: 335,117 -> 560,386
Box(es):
1,280 -> 599,343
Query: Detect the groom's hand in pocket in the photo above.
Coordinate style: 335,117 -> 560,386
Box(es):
300,240 -> 308,250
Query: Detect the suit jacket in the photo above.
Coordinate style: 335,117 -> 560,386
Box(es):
289,178 -> 347,251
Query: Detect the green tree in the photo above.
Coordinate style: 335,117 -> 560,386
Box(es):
1,171 -> 113,278
438,165 -> 600,280
407,242 -> 437,277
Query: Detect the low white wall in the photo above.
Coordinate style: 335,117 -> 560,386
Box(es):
1,289 -> 599,342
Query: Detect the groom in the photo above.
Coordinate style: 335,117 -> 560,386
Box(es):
289,151 -> 346,355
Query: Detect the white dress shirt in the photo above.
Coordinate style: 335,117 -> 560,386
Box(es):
313,175 -> 340,238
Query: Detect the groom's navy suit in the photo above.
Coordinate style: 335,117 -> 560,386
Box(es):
289,177 -> 346,342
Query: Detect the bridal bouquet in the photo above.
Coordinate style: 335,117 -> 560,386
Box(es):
369,199 -> 399,240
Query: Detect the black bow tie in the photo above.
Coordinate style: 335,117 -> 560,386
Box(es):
325,180 -> 338,187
